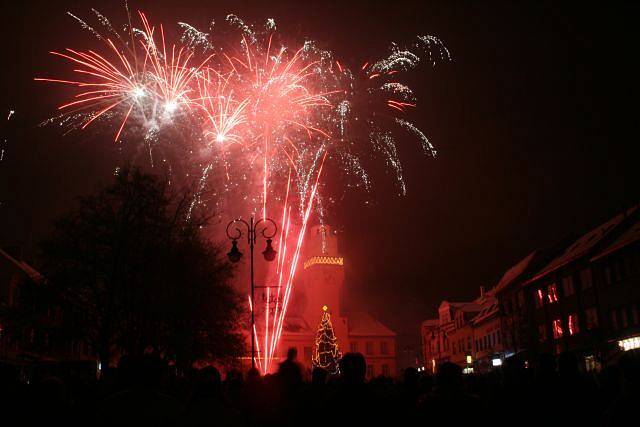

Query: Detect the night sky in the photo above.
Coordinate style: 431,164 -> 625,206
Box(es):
2,1 -> 640,336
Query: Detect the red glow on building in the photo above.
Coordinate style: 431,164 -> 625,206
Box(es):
568,313 -> 579,336
547,284 -> 559,303
552,318 -> 563,339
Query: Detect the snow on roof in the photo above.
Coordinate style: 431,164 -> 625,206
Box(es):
529,206 -> 638,282
348,311 -> 396,337
283,315 -> 313,334
0,248 -> 44,283
591,214 -> 640,261
494,251 -> 538,294
471,296 -> 499,325
441,301 -> 481,313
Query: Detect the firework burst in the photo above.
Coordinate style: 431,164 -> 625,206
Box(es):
36,6 -> 449,373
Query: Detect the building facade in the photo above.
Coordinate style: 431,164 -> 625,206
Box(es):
273,225 -> 397,379
421,288 -> 504,373
421,205 -> 640,374
523,206 -> 640,369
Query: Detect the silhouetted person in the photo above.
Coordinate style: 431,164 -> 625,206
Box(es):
180,366 -> 240,427
31,376 -> 72,424
558,352 -> 597,424
339,351 -> 366,385
311,366 -> 328,387
531,353 -> 561,424
96,354 -> 180,427
278,347 -> 303,391
276,348 -> 303,426
604,349 -> 640,426
329,353 -> 376,425
418,362 -> 483,425
398,367 -> 420,423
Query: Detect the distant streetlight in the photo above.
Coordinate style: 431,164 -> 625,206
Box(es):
226,216 -> 277,370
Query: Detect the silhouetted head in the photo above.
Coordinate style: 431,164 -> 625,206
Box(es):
287,347 -> 297,361
127,354 -> 166,390
436,362 -> 463,392
558,351 -> 579,377
312,367 -> 328,386
193,366 -> 222,398
619,349 -> 640,388
404,367 -> 419,386
339,352 -> 366,385
537,353 -> 557,377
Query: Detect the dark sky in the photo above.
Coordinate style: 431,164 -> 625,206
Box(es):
2,1 -> 640,335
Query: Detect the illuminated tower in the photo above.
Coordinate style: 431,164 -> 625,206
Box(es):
300,225 -> 349,351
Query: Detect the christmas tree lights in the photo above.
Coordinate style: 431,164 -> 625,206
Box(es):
312,305 -> 342,375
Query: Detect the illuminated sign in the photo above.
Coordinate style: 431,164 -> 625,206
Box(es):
303,256 -> 344,269
619,336 -> 640,351
492,358 -> 502,367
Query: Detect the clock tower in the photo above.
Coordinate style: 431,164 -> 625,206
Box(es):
300,225 -> 349,352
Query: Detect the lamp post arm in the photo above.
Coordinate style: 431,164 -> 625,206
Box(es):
226,218 -> 251,244
253,217 -> 278,242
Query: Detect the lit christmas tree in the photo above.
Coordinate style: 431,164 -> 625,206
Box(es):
312,305 -> 342,374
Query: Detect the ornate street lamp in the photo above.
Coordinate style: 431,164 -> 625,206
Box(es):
226,216 -> 277,370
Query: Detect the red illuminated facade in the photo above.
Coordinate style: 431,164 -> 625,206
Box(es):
273,225 -> 397,379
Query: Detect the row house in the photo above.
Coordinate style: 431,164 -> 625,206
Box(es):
422,205 -> 640,373
420,288 -> 504,373
522,206 -> 640,369
1,247 -> 94,373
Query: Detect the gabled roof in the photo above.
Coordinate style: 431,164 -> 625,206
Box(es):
0,248 -> 44,283
471,296 -> 499,325
440,301 -> 481,313
527,206 -> 638,283
348,311 -> 396,337
591,214 -> 640,262
494,251 -> 538,294
283,315 -> 314,335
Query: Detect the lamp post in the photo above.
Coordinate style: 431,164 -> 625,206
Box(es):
226,216 -> 277,370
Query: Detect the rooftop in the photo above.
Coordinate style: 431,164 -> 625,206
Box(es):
348,311 -> 396,337
527,205 -> 638,282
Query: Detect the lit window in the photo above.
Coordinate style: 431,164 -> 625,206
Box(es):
350,341 -> 358,353
618,336 -> 640,351
535,289 -> 545,308
552,319 -> 563,339
580,268 -> 592,290
585,307 -> 599,330
562,276 -> 575,297
547,284 -> 559,303
584,355 -> 598,372
366,341 -> 374,355
568,314 -> 579,336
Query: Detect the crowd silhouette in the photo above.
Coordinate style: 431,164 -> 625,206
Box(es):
0,348 -> 638,426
